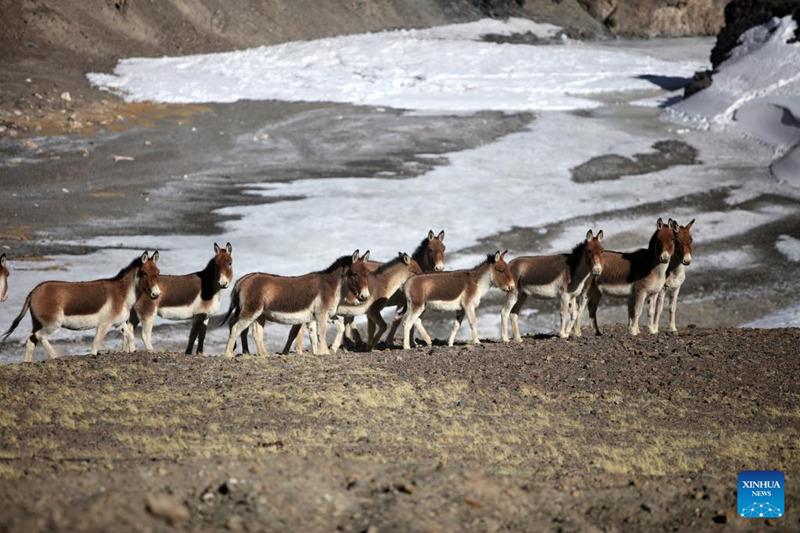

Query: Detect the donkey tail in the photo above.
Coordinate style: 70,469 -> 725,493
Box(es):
216,281 -> 242,327
3,292 -> 32,341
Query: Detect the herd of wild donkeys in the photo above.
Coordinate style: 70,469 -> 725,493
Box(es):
0,217 -> 694,362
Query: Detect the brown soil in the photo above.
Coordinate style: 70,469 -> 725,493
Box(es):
1,326 -> 797,531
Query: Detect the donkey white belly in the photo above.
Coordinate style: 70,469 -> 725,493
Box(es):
427,298 -> 463,312
61,304 -> 126,330
599,283 -> 633,298
523,279 -> 562,300
264,309 -> 315,325
157,294 -> 214,321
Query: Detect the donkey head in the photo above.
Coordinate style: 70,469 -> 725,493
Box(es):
490,250 -> 515,293
0,254 -> 8,302
425,230 -> 446,272
654,218 -> 675,264
399,252 -> 422,277
346,250 -> 372,304
669,218 -> 694,266
584,230 -> 605,276
213,242 -> 234,289
137,251 -> 162,300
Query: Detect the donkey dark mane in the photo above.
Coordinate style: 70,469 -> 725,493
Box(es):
319,255 -> 354,274
411,237 -> 430,262
566,241 -> 586,270
109,256 -> 145,281
647,228 -> 663,255
199,256 -> 218,299
374,255 -> 406,275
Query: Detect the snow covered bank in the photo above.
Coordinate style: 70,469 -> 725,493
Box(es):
88,18 -> 705,112
673,16 -> 800,186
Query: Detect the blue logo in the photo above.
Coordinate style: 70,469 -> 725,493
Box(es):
738,471 -> 784,518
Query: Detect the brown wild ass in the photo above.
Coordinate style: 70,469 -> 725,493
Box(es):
0,254 -> 8,303
288,229 -> 446,352
126,243 -> 233,354
403,251 -> 515,349
501,230 -> 605,342
648,218 -> 694,333
284,252 -> 423,353
3,252 -> 161,362
222,251 -> 371,357
573,219 -> 675,336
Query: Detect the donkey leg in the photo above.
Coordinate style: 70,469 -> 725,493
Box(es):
447,312 -> 464,347
630,292 -> 647,336
414,319 -> 433,346
558,292 -> 570,338
654,289 -> 666,331
316,315 -> 330,355
330,317 -> 345,354
25,320 -> 43,362
239,326 -> 251,355
668,286 -> 681,332
366,308 -> 387,350
466,305 -> 481,345
501,290 -> 517,343
185,315 -> 203,354
403,306 -> 424,350
282,324 -> 301,355
38,334 -> 60,360
588,289 -> 602,336
196,317 -> 209,354
90,323 -> 112,355
307,322 -> 319,355
253,316 -> 268,357
385,306 -> 405,346
225,317 -> 254,358
572,293 -> 588,337
647,293 -> 660,334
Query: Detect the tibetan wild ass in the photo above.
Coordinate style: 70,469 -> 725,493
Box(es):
574,219 -> 675,336
648,218 -> 694,333
501,230 -> 604,342
3,252 -> 161,362
0,254 -> 8,303
402,251 -> 515,349
222,251 -> 371,357
126,242 -> 233,354
284,252 -> 423,353
289,229 -> 446,352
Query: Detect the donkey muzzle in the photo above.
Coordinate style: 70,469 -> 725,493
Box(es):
434,262 -> 444,272
591,265 -> 602,276
682,254 -> 692,266
660,252 -> 671,264
150,286 -> 162,299
358,289 -> 371,302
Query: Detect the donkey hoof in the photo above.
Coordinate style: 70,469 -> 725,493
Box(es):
221,352 -> 234,359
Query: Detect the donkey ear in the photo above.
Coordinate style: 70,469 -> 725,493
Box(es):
141,251 -> 149,263
361,250 -> 370,262
214,243 -> 221,254
351,250 -> 360,263
597,230 -> 604,242
668,219 -> 678,231
428,230 -> 435,241
399,252 -> 410,264
657,218 -> 664,229
686,219 -> 695,230
500,250 -> 508,261
493,251 -> 501,262
226,242 -> 233,253
0,253 -> 5,266
151,251 -> 159,264
437,230 -> 445,241
586,229 -> 593,241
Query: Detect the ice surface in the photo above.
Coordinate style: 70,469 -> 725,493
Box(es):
775,234 -> 800,262
673,16 -> 800,186
742,303 -> 800,328
88,18 -> 706,112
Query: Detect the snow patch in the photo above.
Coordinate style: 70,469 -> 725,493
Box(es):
742,302 -> 800,328
88,18 -> 705,112
673,16 -> 800,186
775,234 -> 800,262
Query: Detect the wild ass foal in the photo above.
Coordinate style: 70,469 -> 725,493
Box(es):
574,219 -> 675,336
222,251 -> 371,357
0,254 -> 9,303
501,230 -> 605,342
403,251 -> 515,349
126,243 -> 233,354
648,218 -> 694,333
3,252 -> 161,362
